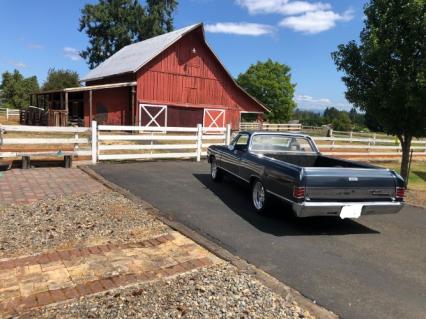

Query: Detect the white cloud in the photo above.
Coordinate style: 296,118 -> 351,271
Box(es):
10,61 -> 27,69
295,94 -> 351,111
205,22 -> 275,36
296,94 -> 331,104
236,0 -> 331,15
236,0 -> 353,34
63,47 -> 82,61
280,9 -> 353,34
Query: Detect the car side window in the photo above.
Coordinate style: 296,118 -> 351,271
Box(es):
235,134 -> 249,146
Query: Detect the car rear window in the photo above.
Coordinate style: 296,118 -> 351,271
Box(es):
250,134 -> 316,154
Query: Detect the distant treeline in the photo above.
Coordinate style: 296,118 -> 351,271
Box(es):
293,107 -> 383,132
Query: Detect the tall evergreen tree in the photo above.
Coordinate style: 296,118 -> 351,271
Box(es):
144,0 -> 178,38
79,0 -> 178,69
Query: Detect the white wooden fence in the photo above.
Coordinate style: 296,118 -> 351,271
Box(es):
0,125 -> 91,159
315,136 -> 426,156
1,123 -> 425,164
240,122 -> 302,131
93,121 -> 231,164
0,108 -> 20,119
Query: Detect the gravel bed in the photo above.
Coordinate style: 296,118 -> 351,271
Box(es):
29,264 -> 314,319
0,191 -> 169,258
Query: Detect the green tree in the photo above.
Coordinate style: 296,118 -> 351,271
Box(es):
364,111 -> 383,132
332,0 -> 426,182
144,0 -> 177,38
79,0 -> 178,69
293,109 -> 325,126
332,112 -> 353,131
0,70 -> 39,109
237,59 -> 296,123
323,107 -> 340,123
349,107 -> 367,131
42,69 -> 80,91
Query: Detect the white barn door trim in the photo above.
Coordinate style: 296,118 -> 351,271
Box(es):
139,104 -> 168,128
203,108 -> 225,129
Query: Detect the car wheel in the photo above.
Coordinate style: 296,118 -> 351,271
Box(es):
252,180 -> 269,213
210,157 -> 223,182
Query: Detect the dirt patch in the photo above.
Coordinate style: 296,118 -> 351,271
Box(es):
406,189 -> 426,208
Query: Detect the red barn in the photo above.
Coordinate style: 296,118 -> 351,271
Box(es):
33,23 -> 267,129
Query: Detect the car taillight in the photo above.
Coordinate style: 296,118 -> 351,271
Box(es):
293,186 -> 305,199
395,187 -> 405,199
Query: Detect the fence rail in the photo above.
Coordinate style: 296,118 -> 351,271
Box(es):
0,108 -> 20,119
240,122 -> 302,131
94,122 -> 231,163
1,123 -> 425,164
314,136 -> 426,157
0,125 -> 91,159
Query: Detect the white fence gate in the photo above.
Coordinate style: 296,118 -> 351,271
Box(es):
92,122 -> 231,164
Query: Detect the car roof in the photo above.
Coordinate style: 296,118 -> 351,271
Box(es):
239,131 -> 310,138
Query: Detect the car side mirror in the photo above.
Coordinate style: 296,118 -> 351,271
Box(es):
228,144 -> 235,151
234,144 -> 248,152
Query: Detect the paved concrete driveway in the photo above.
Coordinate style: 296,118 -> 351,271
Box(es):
93,161 -> 426,319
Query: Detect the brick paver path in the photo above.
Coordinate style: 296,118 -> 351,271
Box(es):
0,231 -> 220,317
0,168 -> 105,206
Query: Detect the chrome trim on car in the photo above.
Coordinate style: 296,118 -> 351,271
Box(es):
297,201 -> 402,207
219,166 -> 250,183
292,201 -> 404,218
266,190 -> 295,204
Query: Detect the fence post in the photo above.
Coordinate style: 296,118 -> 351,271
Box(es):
349,131 -> 353,143
74,127 -> 79,154
91,121 -> 97,164
6,108 -> 9,120
226,124 -> 231,145
196,124 -> 202,162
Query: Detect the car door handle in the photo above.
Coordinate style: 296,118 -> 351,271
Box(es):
234,150 -> 238,155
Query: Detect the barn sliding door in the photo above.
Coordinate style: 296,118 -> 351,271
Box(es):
139,104 -> 167,128
203,109 -> 225,129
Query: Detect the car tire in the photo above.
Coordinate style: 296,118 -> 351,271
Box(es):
252,180 -> 269,214
210,157 -> 223,182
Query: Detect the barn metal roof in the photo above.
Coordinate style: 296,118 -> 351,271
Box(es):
81,23 -> 202,82
81,23 -> 270,112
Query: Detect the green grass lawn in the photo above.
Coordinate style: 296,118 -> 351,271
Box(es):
373,161 -> 426,190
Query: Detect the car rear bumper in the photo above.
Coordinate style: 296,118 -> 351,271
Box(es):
292,201 -> 404,218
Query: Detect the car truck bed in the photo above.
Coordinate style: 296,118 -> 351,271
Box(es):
261,153 -> 376,169
207,131 -> 405,218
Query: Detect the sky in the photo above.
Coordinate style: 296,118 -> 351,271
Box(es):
0,0 -> 367,112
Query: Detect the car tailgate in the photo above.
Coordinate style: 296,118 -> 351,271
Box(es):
303,168 -> 397,201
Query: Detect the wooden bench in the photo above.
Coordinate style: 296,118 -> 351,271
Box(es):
19,151 -> 75,169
